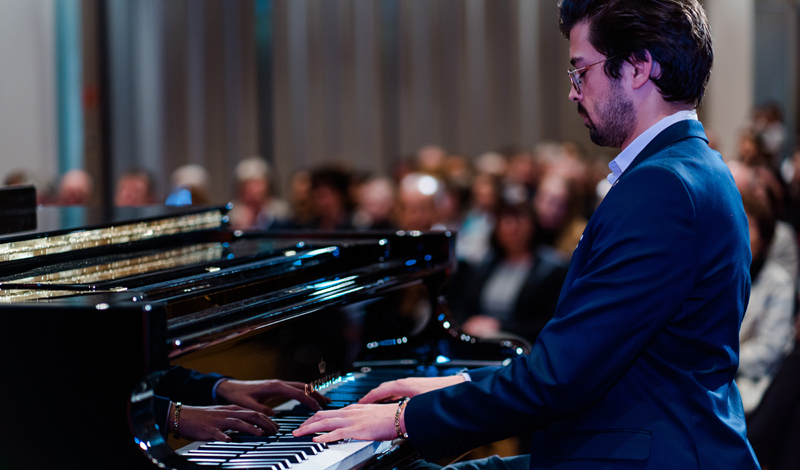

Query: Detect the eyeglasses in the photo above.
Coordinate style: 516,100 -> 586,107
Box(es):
567,54 -> 626,95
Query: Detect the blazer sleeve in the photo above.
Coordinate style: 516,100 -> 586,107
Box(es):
405,165 -> 700,460
154,366 -> 230,406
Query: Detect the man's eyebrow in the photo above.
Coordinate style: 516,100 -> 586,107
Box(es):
570,57 -> 581,67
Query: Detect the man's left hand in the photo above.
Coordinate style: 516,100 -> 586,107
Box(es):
216,379 -> 332,415
292,404 -> 399,443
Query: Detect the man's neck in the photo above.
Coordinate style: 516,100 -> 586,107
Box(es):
621,101 -> 693,151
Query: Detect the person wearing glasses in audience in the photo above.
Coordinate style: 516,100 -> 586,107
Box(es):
293,1 -> 760,469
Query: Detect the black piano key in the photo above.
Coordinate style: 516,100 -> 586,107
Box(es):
197,446 -> 253,451
185,450 -> 244,457
262,442 -> 327,450
255,444 -> 323,455
186,454 -> 240,459
222,459 -> 290,469
241,452 -> 306,463
205,442 -> 258,448
275,410 -> 314,418
221,464 -> 281,470
231,434 -> 279,443
270,434 -> 321,443
220,463 -> 283,470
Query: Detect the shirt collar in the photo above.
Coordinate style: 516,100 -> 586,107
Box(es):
607,110 -> 698,184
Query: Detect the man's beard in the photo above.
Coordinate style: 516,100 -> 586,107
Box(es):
578,80 -> 635,148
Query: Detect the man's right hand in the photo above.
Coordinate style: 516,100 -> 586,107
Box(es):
358,376 -> 465,404
175,404 -> 277,442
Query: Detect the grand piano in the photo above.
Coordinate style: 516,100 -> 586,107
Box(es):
0,196 -> 527,470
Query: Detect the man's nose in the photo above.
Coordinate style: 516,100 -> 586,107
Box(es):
569,85 -> 581,102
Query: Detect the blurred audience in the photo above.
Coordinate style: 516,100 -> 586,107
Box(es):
533,172 -> 586,258
457,173 -> 501,265
396,173 -> 447,231
752,101 -> 786,167
747,318 -> 800,470
289,169 -> 315,227
352,177 -> 396,230
730,161 -> 800,287
738,129 -> 774,169
307,167 -> 353,230
228,157 -> 290,231
736,192 -> 796,413
57,169 -> 93,206
448,201 -> 569,343
114,168 -> 157,207
416,145 -> 447,176
4,169 -> 33,187
166,164 -> 210,206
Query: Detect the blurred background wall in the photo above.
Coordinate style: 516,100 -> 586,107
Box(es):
0,0 -> 59,192
0,0 -> 798,204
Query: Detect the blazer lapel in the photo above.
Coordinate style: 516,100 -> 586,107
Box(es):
619,120 -> 709,181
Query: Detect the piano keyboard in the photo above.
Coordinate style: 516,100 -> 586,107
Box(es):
177,369 -> 416,469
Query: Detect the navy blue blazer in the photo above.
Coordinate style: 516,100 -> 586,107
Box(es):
406,121 -> 760,469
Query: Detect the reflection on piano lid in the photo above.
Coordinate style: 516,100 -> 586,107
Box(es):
0,243 -> 224,302
0,209 -> 223,262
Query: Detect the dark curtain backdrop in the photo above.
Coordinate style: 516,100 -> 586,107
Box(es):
99,0 -> 596,204
95,0 -> 799,204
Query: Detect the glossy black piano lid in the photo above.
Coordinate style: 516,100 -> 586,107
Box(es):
0,214 -> 522,469
0,205 -> 225,242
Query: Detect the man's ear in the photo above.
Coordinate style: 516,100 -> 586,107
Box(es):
629,50 -> 655,90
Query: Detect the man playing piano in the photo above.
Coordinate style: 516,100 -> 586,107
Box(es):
295,1 -> 761,468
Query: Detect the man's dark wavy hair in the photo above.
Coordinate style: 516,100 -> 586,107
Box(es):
559,0 -> 713,108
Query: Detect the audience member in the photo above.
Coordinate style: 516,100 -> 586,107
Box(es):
503,149 -> 538,204
228,157 -> 290,231
57,169 -> 94,206
115,168 -> 156,207
396,173 -> 446,231
289,169 -> 314,227
3,169 -> 33,187
783,144 -> 800,231
3,169 -> 53,204
166,164 -> 211,206
352,177 -> 396,230
456,173 -> 501,266
730,161 -> 800,286
449,202 -> 568,343
438,179 -> 471,231
737,192 -> 796,413
474,151 -> 508,177
532,172 -> 586,259
747,316 -> 800,470
737,128 -> 774,168
752,102 -> 786,167
441,152 -> 473,186
416,145 -> 447,176
307,167 -> 353,230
